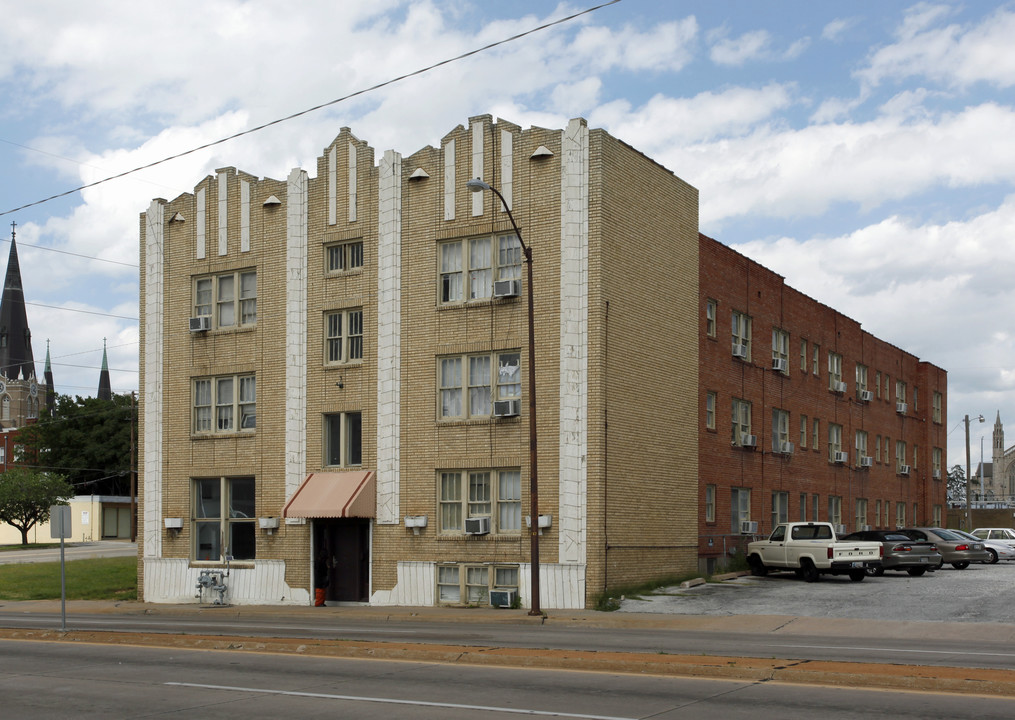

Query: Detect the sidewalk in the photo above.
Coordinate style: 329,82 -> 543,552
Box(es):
3,599 -> 1015,698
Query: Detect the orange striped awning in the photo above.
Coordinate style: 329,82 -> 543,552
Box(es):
282,471 -> 375,519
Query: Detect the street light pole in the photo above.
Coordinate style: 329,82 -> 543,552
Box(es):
964,413 -> 985,530
466,178 -> 541,616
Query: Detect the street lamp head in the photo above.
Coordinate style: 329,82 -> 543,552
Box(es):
978,415 -> 985,423
466,178 -> 491,193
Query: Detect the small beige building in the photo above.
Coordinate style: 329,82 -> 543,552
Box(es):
139,115 -> 699,608
0,495 -> 132,545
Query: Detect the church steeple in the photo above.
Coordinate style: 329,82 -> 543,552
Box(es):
44,339 -> 55,415
97,338 -> 111,401
0,222 -> 37,382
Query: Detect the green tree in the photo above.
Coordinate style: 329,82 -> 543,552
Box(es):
17,393 -> 135,496
0,467 -> 73,545
947,464 -> 966,505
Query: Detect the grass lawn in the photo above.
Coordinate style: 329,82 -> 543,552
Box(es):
0,556 -> 137,601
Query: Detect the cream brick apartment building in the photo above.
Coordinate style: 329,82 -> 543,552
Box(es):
139,116 -> 700,609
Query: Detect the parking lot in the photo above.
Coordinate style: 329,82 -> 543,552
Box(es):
618,560 -> 1015,623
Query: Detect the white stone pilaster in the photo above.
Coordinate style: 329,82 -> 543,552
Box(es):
285,168 -> 309,499
217,170 -> 228,256
444,139 -> 455,221
143,200 -> 165,560
471,121 -> 483,216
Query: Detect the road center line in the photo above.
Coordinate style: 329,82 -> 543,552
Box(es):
166,682 -> 638,720
771,644 -> 1015,658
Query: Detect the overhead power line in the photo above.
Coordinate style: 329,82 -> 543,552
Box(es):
0,0 -> 622,218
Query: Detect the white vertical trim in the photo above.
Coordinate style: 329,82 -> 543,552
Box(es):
285,168 -> 309,499
348,142 -> 358,223
377,150 -> 401,525
558,118 -> 589,568
217,170 -> 228,256
471,121 -> 483,217
500,129 -> 513,212
328,145 -> 337,226
196,188 -> 206,259
240,180 -> 250,252
143,200 -> 165,561
443,139 -> 455,221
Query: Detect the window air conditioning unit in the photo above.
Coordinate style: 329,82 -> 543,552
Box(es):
833,451 -> 849,463
490,589 -> 517,608
740,434 -> 757,448
859,456 -> 873,467
464,516 -> 491,535
859,390 -> 874,402
899,464 -> 911,476
832,380 -> 848,393
732,342 -> 748,359
493,399 -> 521,417
740,520 -> 758,534
779,441 -> 794,454
835,524 -> 848,535
897,402 -> 908,414
772,357 -> 788,372
493,278 -> 521,298
861,525 -> 872,532
932,469 -> 941,479
189,316 -> 211,332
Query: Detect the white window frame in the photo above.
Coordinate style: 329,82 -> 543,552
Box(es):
800,414 -> 808,449
325,308 -> 364,364
855,498 -> 868,529
193,270 -> 257,330
324,411 -> 362,467
896,380 -> 907,404
193,476 -> 256,562
855,430 -> 868,464
856,363 -> 868,392
439,234 -> 521,304
895,502 -> 906,528
731,311 -> 752,359
705,484 -> 716,523
828,422 -> 843,461
731,398 -> 752,445
772,328 -> 789,372
193,374 -> 255,434
772,408 -> 789,451
828,495 -> 842,526
436,563 -> 519,605
706,391 -> 716,430
812,418 -> 819,451
705,299 -> 717,337
933,391 -> 942,423
438,468 -> 522,535
771,491 -> 789,528
896,440 -> 907,472
326,239 -> 364,274
828,351 -> 843,390
439,351 -> 521,419
875,499 -> 882,528
933,447 -> 943,477
800,339 -> 807,372
731,487 -> 751,533
812,344 -> 820,375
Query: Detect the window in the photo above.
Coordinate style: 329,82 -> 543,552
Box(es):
812,344 -> 820,375
705,484 -> 716,523
884,374 -> 890,400
812,418 -> 819,451
855,499 -> 868,530
731,398 -> 752,445
193,477 -> 255,561
828,351 -> 843,390
193,374 -> 255,434
896,380 -> 907,404
800,339 -> 807,371
731,311 -> 751,359
933,505 -> 942,526
913,387 -> 918,411
800,414 -> 808,449
194,270 -> 257,329
772,328 -> 789,372
0,446 -> 5,464
913,444 -> 918,469
438,468 -> 521,534
706,299 -> 717,337
933,391 -> 943,423
895,502 -> 906,528
896,440 -> 907,472
856,364 -> 868,393
439,351 -> 521,419
325,308 -> 364,364
812,494 -> 820,522
326,240 -> 364,273
439,234 -> 521,303
875,500 -> 882,528
875,435 -> 882,463
933,447 -> 943,478
856,430 -> 868,464
437,564 -> 518,605
324,412 -> 362,467
828,496 -> 842,526
771,491 -> 789,528
731,487 -> 751,533
772,408 -> 789,452
828,422 -> 842,461
705,391 -> 716,430
875,371 -> 882,399
799,493 -> 807,521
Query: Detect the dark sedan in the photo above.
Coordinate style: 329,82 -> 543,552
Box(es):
840,530 -> 941,576
901,527 -> 991,569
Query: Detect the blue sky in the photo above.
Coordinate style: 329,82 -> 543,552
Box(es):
1,0 -> 1013,473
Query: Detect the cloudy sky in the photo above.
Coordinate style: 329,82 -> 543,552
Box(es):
0,0 -> 1012,472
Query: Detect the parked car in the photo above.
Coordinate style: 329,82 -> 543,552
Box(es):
746,522 -> 882,582
840,530 -> 942,576
971,527 -> 1015,551
953,529 -> 1015,564
900,527 -> 991,569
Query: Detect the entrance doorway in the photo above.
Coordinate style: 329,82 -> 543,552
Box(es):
314,518 -> 370,603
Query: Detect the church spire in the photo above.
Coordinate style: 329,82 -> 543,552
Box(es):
97,337 -> 111,401
44,339 -> 55,415
0,221 -> 37,382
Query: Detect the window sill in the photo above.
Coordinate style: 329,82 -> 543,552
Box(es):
436,534 -> 521,542
437,296 -> 519,311
191,431 -> 257,440
438,416 -> 519,427
325,268 -> 365,279
189,560 -> 255,569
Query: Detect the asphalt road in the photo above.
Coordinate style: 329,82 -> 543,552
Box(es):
0,541 -> 136,565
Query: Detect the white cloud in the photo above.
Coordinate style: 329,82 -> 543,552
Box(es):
709,29 -> 772,66
858,4 -> 1015,89
822,17 -> 858,42
572,18 -> 699,73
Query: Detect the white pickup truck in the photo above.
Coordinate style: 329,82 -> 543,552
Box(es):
746,522 -> 883,582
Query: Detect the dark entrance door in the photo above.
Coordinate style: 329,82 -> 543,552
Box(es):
314,519 -> 370,603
